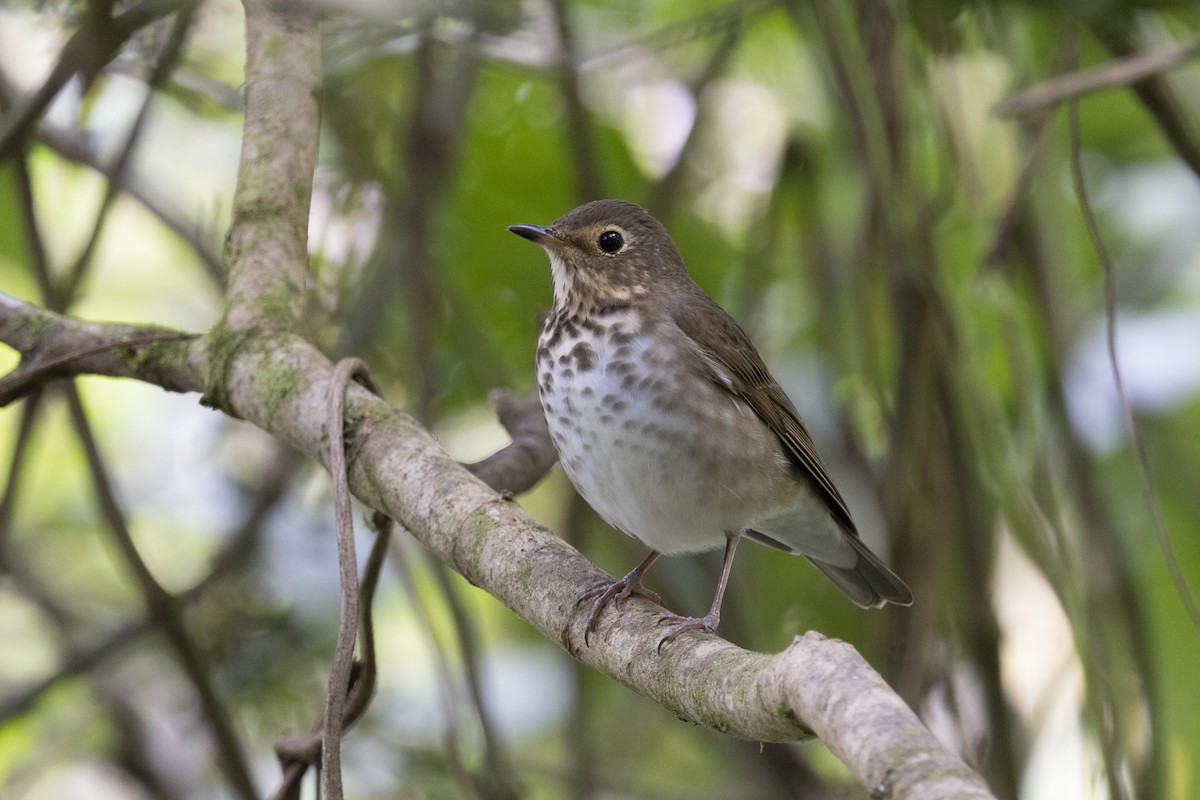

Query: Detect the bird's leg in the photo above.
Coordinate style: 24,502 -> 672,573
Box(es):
579,550 -> 663,644
657,533 -> 740,651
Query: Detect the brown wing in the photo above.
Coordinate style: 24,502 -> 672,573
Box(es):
671,291 -> 857,534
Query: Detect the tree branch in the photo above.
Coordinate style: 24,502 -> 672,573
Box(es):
222,0 -> 321,334
0,0 -> 197,159
463,388 -> 557,494
994,33 -> 1200,117
0,297 -> 994,798
0,293 -> 199,406
1088,24 -> 1200,180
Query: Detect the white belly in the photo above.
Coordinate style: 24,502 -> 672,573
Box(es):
537,309 -> 795,554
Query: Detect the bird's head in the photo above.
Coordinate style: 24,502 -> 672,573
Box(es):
509,199 -> 689,315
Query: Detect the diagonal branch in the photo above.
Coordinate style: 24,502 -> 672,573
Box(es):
1088,25 -> 1200,179
995,33 -> 1200,117
26,124 -> 225,279
62,5 -> 197,303
0,0 -> 197,159
0,297 -> 996,799
63,383 -> 259,800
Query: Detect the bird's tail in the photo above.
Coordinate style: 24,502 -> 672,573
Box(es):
806,534 -> 913,609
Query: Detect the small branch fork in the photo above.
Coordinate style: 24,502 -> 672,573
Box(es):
463,388 -> 557,495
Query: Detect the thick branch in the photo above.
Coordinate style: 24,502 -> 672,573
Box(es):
223,0 -> 321,333
0,300 -> 994,799
0,293 -> 199,406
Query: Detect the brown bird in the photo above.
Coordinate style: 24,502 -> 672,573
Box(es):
509,200 -> 911,648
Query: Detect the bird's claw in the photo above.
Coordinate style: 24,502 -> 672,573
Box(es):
655,612 -> 720,652
578,577 -> 662,645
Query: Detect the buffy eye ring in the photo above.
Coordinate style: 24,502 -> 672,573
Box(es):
597,230 -> 624,253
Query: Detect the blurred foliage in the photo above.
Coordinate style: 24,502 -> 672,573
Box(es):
2,0 -> 1200,798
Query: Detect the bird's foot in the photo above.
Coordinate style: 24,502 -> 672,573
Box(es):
578,574 -> 662,645
656,610 -> 720,652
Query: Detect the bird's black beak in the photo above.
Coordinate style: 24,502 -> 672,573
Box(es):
508,224 -> 561,247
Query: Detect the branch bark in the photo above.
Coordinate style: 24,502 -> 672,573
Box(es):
0,291 -> 994,798
0,295 -> 198,406
223,0 -> 321,334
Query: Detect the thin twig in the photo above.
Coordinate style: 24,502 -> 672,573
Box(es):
63,6 -> 197,301
350,511 -> 391,718
0,0 -> 196,159
97,681 -> 182,800
0,61 -> 224,279
386,532 -> 483,797
996,34 -> 1200,116
429,558 -> 521,799
1067,95 -> 1200,632
12,154 -> 55,303
322,356 -> 376,800
1017,219 -> 1165,800
37,125 -> 225,279
579,0 -> 772,72
272,507 -> 392,800
0,617 -> 147,722
63,385 -> 260,800
983,112 -> 1053,268
0,391 -> 42,554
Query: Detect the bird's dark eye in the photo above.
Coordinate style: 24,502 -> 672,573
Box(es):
597,230 -> 624,254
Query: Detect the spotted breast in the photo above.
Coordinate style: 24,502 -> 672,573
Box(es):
536,304 -> 802,555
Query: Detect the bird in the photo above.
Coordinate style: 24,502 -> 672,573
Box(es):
508,199 -> 911,649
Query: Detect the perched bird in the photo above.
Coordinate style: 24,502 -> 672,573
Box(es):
509,200 -> 911,648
